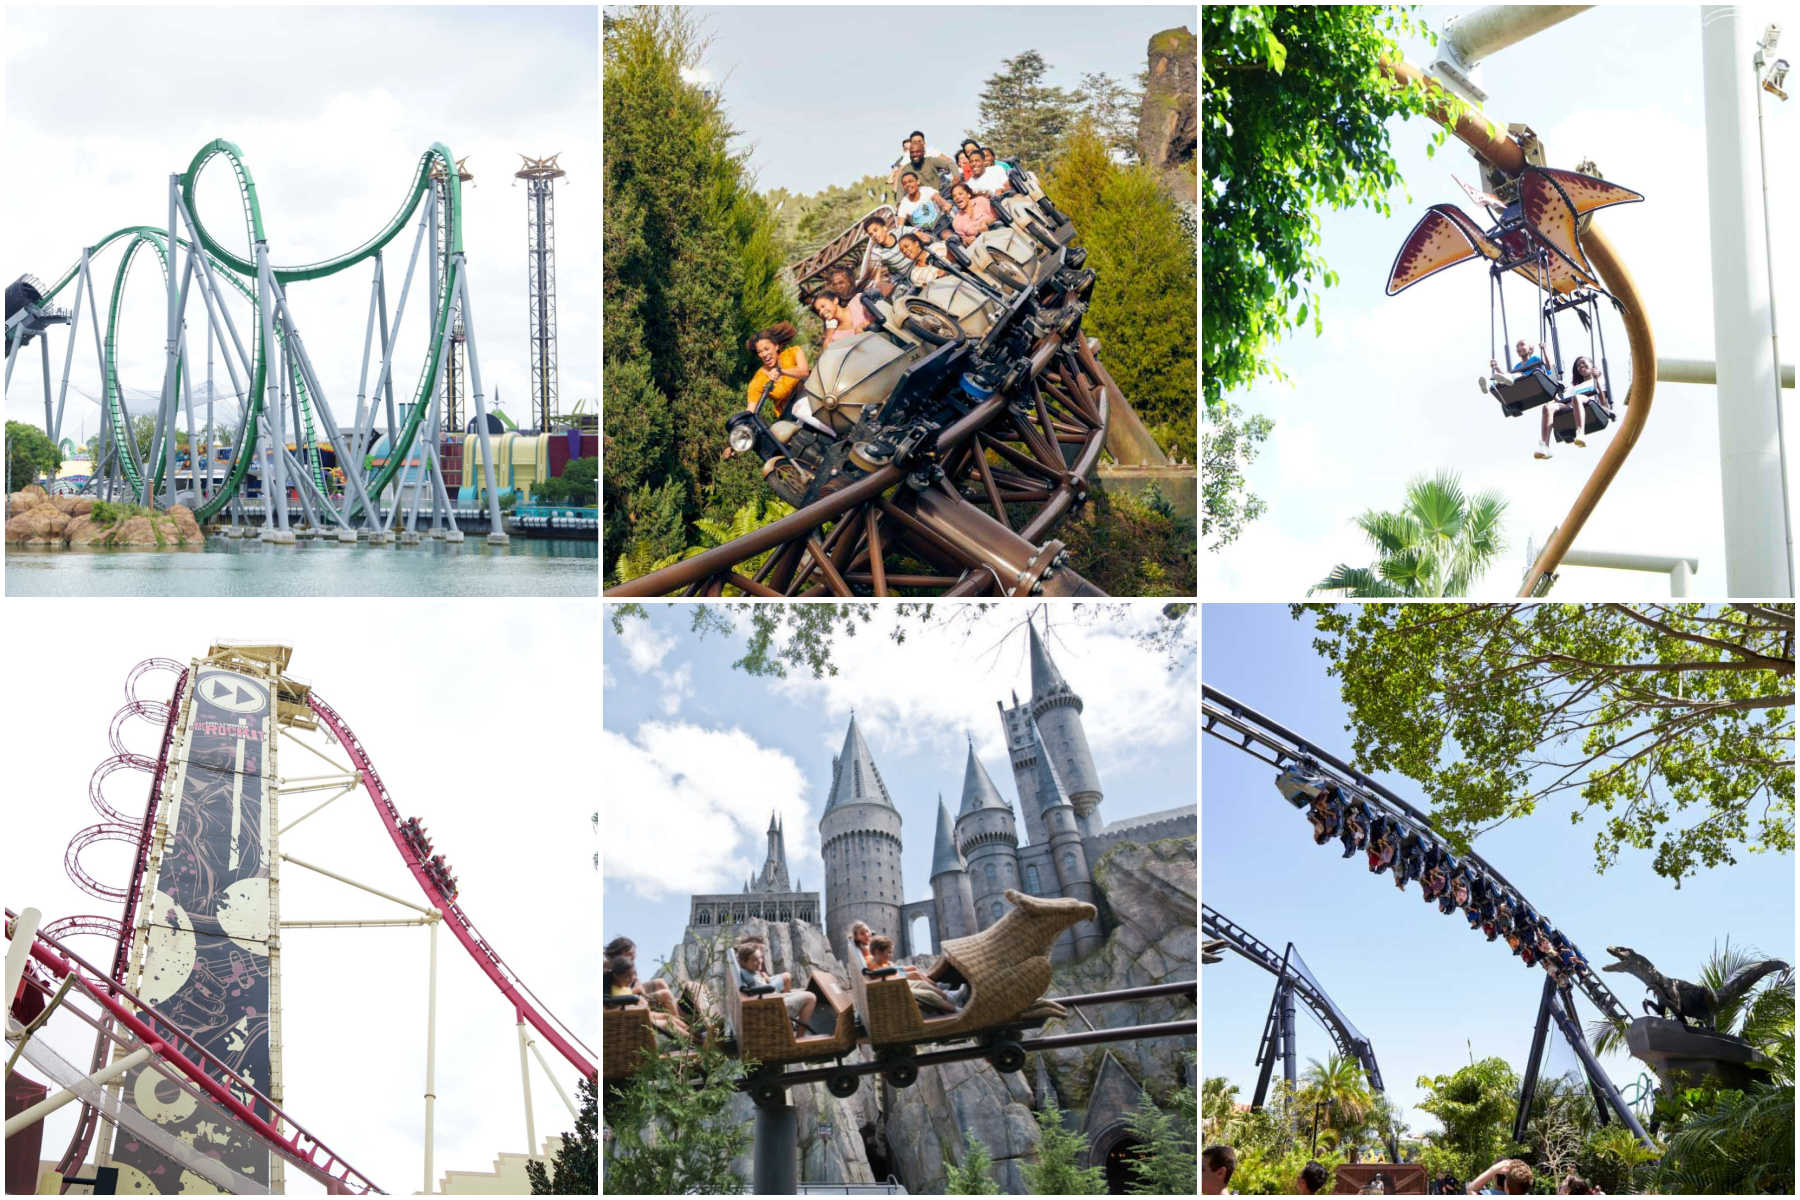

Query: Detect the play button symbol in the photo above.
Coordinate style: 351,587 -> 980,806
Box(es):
199,672 -> 267,715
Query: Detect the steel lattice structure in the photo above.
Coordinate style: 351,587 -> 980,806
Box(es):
516,155 -> 565,434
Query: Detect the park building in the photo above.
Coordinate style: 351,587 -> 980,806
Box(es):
689,813 -> 821,929
820,617 -> 1196,967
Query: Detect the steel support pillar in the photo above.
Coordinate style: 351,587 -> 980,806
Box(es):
423,918 -> 438,1194
1280,975 -> 1297,1089
518,1016 -> 537,1155
1512,975 -> 1557,1143
752,1099 -> 798,1195
1546,989 -> 1654,1146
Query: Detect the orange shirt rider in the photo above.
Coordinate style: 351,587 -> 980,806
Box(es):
747,345 -> 807,415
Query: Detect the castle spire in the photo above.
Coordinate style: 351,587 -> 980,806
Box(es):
823,712 -> 894,812
958,740 -> 1010,816
930,795 -> 966,878
1027,619 -> 1070,700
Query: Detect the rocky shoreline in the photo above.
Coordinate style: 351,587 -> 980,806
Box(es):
5,485 -> 204,549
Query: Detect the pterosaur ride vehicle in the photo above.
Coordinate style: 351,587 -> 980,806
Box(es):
1386,164 -> 1644,443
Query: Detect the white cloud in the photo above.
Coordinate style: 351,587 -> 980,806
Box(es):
660,662 -> 694,715
602,723 -> 813,899
679,66 -> 714,86
617,619 -> 676,674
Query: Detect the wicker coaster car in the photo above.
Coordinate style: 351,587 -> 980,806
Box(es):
851,889 -> 1095,1085
726,968 -> 860,1067
603,998 -> 656,1080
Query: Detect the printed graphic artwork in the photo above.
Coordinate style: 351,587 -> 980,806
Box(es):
110,668 -> 275,1192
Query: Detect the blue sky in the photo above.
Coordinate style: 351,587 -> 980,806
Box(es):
1201,604 -> 1795,1137
602,603 -> 1196,971
686,4 -> 1192,194
1203,4 -> 1797,599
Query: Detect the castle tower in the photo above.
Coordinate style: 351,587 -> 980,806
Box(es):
930,795 -> 979,942
819,713 -> 904,965
999,690 -> 1051,847
753,811 -> 792,892
1025,718 -> 1104,960
954,737 -> 1020,931
1027,620 -> 1105,837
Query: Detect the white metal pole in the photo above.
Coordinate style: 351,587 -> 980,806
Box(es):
424,918 -> 439,1195
4,1047 -> 152,1138
1671,557 -> 1692,597
4,907 -> 41,1006
1752,37 -> 1793,593
518,1016 -> 537,1155
1701,5 -> 1791,594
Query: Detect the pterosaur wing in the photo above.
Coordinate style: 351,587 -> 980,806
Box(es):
1385,204 -> 1501,297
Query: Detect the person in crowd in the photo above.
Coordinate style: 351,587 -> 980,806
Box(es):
981,145 -> 1015,175
1467,1159 -> 1533,1195
607,955 -> 691,1039
1368,827 -> 1397,875
948,181 -> 998,242
1557,1175 -> 1594,1195
743,322 -> 809,417
735,940 -> 818,1034
968,147 -> 1014,196
1202,1145 -> 1238,1195
954,148 -> 975,182
605,936 -> 683,1021
1296,1161 -> 1330,1195
889,130 -> 956,196
825,265 -> 884,326
864,216 -> 916,297
896,233 -> 946,288
848,921 -> 876,969
896,171 -> 953,235
1306,789 -> 1342,844
813,292 -> 869,347
1556,355 -> 1609,449
867,933 -> 967,1008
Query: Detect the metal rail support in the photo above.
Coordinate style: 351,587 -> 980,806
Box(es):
424,917 -> 439,1194
753,1098 -> 799,1195
518,1016 -> 538,1156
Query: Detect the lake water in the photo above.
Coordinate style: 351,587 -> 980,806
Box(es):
6,536 -> 597,597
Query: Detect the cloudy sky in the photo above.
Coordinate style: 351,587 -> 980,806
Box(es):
1204,4 -> 1798,599
687,4 -> 1191,194
1203,605 -> 1794,1136
3,599 -> 596,1193
3,6 -> 598,445
602,603 -> 1196,967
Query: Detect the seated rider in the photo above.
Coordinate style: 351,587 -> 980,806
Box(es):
607,954 -> 690,1040
744,323 -> 809,418
1367,825 -> 1397,875
736,941 -> 819,1036
1556,355 -> 1609,450
864,216 -> 916,298
888,130 -> 956,198
896,171 -> 954,237
1306,788 -> 1342,844
948,181 -> 999,243
1339,799 -> 1369,859
606,935 -> 685,1024
896,233 -> 947,289
967,147 -> 1014,196
868,934 -> 966,1008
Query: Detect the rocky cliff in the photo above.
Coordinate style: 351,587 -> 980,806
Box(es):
1137,27 -> 1197,207
646,835 -> 1196,1193
6,486 -> 203,548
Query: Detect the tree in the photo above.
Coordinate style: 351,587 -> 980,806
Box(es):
6,421 -> 61,491
602,7 -> 794,585
974,50 -> 1074,168
1299,1055 -> 1374,1147
1413,1057 -> 1519,1178
1201,1076 -> 1240,1141
1046,123 -> 1198,458
1203,405 -> 1272,551
1312,472 -> 1507,597
1077,70 -> 1144,160
1020,1102 -> 1104,1194
1202,4 -> 1448,413
527,1074 -> 598,1193
601,1027 -> 749,1194
1124,1079 -> 1197,1194
535,456 -> 599,506
944,1129 -> 1000,1194
1299,603 -> 1795,882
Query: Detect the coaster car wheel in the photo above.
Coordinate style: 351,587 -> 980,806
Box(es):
902,304 -> 961,347
749,1075 -> 787,1108
988,1039 -> 1027,1074
987,259 -> 1030,291
827,1068 -> 861,1098
881,1059 -> 920,1089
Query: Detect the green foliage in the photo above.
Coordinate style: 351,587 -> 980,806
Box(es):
1078,70 -> 1146,161
944,1129 -> 1000,1194
1313,471 -> 1507,597
770,174 -> 892,265
527,1074 -> 599,1194
602,7 -> 795,585
1058,485 -> 1196,596
975,50 -> 1076,168
1297,603 -> 1795,881
1576,1125 -> 1659,1194
7,421 -> 62,491
1203,4 -> 1450,412
1046,123 -> 1197,460
1020,1102 -> 1104,1194
88,499 -> 147,526
534,456 -> 599,506
1203,404 -> 1272,550
1205,1080 -> 1349,1195
1201,1075 -> 1239,1142
1414,1057 -> 1520,1176
1124,1079 -> 1198,1194
601,1025 -> 749,1194
1297,1054 -> 1375,1150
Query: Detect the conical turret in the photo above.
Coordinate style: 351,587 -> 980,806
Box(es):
930,794 -> 979,941
1023,618 -> 1103,836
819,712 -> 904,964
958,737 -> 1010,817
823,712 -> 894,812
1027,621 -> 1071,701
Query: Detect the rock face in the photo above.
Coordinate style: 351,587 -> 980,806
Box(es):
5,490 -> 202,548
645,835 -> 1197,1193
1138,26 -> 1197,204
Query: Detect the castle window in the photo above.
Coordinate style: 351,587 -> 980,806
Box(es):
1063,851 -> 1077,875
984,862 -> 997,885
992,900 -> 1004,921
1024,865 -> 1041,894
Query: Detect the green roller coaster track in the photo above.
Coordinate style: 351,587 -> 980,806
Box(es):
35,139 -> 464,525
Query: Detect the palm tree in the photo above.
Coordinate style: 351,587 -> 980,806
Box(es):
1300,1054 -> 1374,1145
1312,471 -> 1507,597
1201,1076 -> 1239,1141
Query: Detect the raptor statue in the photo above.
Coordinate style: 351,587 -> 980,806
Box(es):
1602,945 -> 1791,1031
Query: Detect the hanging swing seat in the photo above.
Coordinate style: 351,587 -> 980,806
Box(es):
1553,391 -> 1614,443
1493,367 -> 1562,416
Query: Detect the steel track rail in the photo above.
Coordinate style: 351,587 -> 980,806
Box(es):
1201,685 -> 1632,1027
